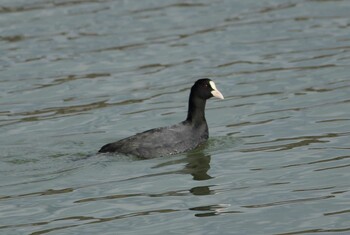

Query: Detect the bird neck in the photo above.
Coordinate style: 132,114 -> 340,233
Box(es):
186,94 -> 207,126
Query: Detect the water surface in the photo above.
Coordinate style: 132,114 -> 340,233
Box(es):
1,0 -> 350,234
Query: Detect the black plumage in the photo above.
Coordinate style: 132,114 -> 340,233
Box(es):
98,78 -> 224,158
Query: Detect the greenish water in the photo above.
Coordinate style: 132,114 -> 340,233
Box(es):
1,0 -> 350,234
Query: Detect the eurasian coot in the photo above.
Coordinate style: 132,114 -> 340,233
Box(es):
98,78 -> 224,158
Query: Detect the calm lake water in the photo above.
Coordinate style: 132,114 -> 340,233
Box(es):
1,0 -> 350,234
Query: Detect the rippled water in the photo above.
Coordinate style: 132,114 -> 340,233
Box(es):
1,0 -> 350,234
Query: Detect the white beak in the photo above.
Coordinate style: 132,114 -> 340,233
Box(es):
209,81 -> 224,99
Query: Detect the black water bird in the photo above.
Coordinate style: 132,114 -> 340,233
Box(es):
98,78 -> 224,158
